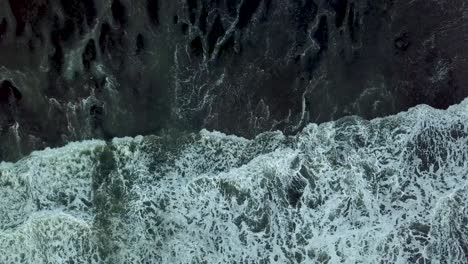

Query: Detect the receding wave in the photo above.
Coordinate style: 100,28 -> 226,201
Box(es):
1,99 -> 468,263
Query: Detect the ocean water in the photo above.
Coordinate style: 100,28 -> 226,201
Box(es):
1,99 -> 467,264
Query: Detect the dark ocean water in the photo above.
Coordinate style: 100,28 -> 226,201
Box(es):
1,0 -> 468,263
0,0 -> 467,160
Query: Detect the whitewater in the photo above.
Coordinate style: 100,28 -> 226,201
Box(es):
1,99 -> 467,264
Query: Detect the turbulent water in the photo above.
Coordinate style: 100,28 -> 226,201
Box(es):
1,99 -> 468,264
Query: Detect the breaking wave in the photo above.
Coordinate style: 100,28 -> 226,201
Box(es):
1,99 -> 468,263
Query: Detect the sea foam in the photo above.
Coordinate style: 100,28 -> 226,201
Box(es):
1,99 -> 467,263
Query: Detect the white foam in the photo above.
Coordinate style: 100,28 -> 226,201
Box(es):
1,99 -> 468,263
